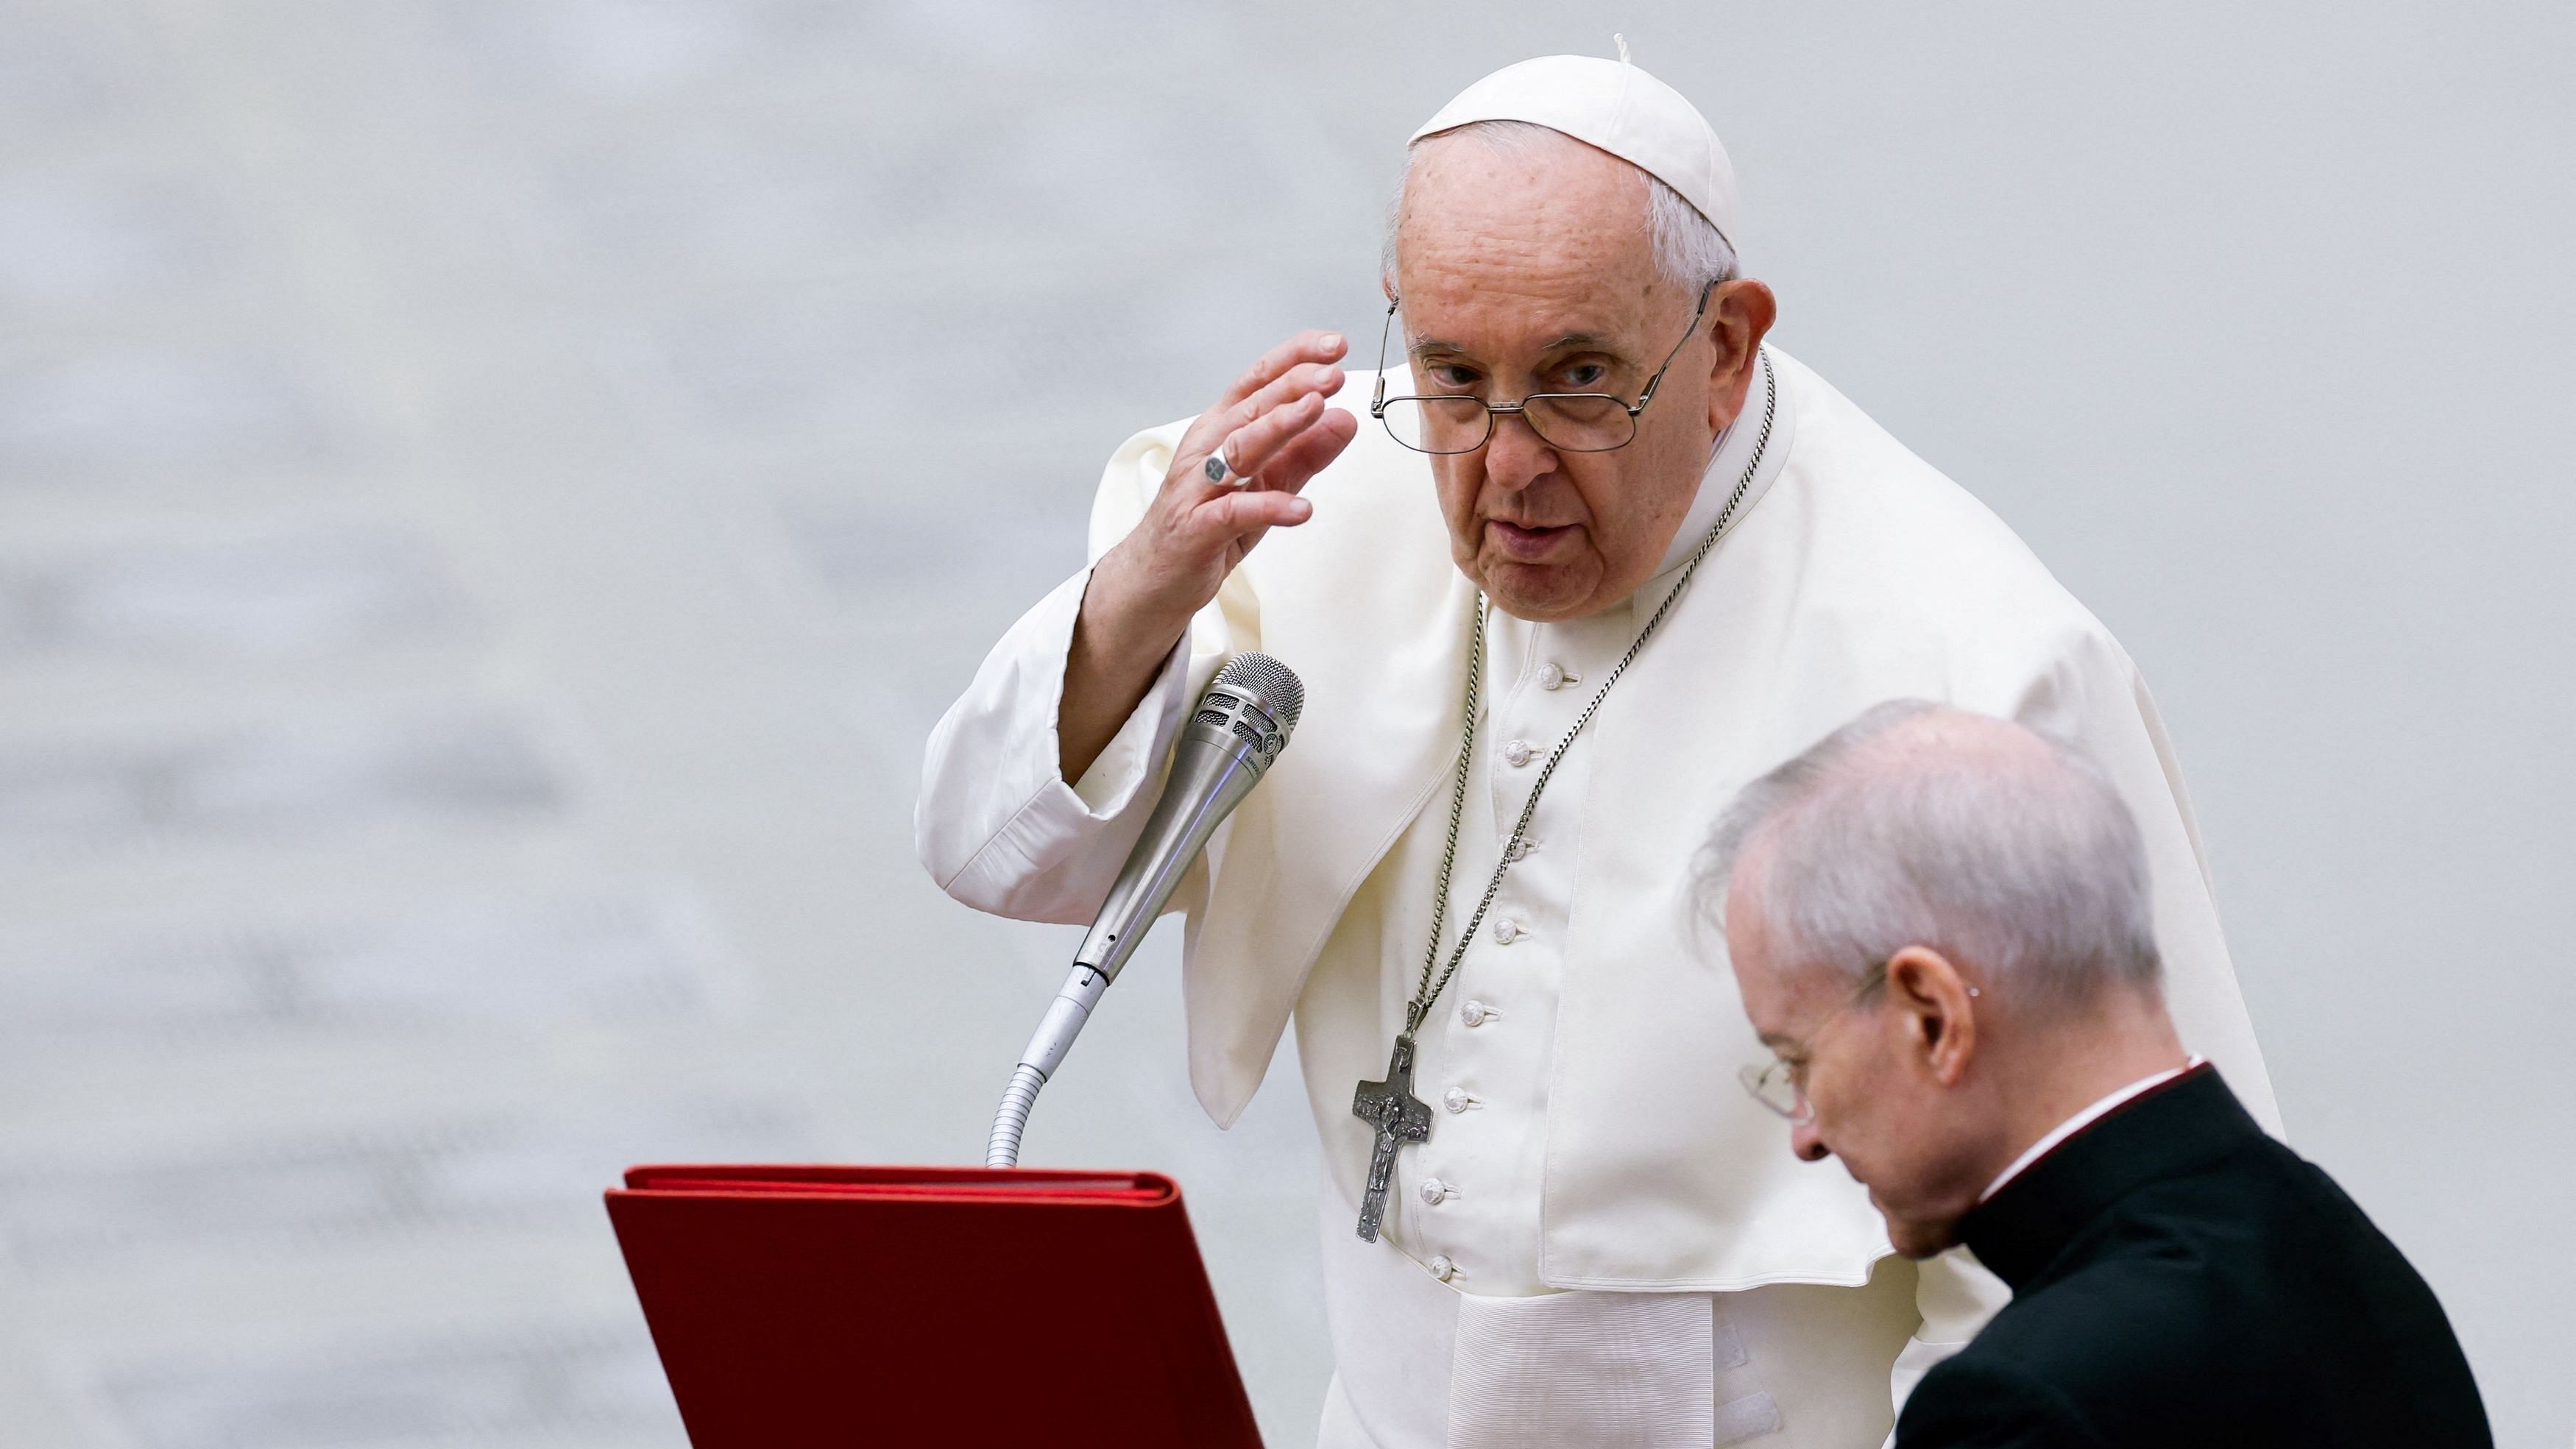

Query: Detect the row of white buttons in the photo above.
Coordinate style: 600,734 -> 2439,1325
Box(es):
1429,985 -> 1487,1256
1501,660 -> 1582,768
1420,657 -> 1574,1295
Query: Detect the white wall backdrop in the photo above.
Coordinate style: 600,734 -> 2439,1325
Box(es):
0,3 -> 2566,1446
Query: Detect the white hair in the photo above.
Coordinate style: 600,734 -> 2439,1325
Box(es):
1696,701 -> 2163,1010
1381,119 -> 1738,294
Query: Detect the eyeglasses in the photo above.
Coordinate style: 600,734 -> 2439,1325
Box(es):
1367,280 -> 1716,455
1738,960 -> 1890,1123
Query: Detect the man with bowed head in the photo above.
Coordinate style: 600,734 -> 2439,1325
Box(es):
921,49 -> 2275,1447
1701,702 -> 2488,1446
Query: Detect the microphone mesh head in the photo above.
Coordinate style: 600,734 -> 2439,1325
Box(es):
1214,651 -> 1305,740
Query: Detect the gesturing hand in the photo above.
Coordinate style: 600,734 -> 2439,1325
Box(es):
1093,330 -> 1359,631
1062,330 -> 1360,781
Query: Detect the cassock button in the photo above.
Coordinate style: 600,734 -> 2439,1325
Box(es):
1419,1177 -> 1451,1205
1538,662 -> 1566,690
1443,1087 -> 1474,1113
1493,919 -> 1521,944
1501,739 -> 1533,768
1460,999 -> 1495,1027
1427,1255 -> 1456,1282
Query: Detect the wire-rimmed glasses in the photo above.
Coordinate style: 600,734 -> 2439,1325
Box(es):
1367,280 -> 1717,455
1738,960 -> 1891,1123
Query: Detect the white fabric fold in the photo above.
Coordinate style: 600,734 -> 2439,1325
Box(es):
915,564 -> 1193,923
1446,1292 -> 1715,1448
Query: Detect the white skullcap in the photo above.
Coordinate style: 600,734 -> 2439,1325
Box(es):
1410,50 -> 1739,255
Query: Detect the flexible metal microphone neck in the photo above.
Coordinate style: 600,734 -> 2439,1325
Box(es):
986,653 -> 1303,1168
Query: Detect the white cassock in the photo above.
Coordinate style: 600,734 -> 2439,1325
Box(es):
916,345 -> 2279,1448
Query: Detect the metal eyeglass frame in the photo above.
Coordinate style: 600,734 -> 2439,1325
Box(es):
1738,959 -> 1892,1123
1367,278 -> 1719,455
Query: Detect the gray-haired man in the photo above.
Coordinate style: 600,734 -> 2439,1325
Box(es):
1699,701 -> 2489,1447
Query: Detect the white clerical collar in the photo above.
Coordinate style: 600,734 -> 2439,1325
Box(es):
1978,1055 -> 2207,1204
1651,347 -> 1788,578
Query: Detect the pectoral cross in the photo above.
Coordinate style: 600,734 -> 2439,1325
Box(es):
1350,1032 -> 1433,1242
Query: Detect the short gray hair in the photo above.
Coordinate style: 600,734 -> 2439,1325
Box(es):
1381,119 -> 1739,294
1696,701 -> 2162,1008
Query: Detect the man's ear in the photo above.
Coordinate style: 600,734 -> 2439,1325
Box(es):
1886,945 -> 1978,1086
1704,279 -> 1778,435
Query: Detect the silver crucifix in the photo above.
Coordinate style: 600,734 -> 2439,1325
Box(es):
1350,1032 -> 1433,1242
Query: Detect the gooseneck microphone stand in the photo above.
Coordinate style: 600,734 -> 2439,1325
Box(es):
986,653 -> 1304,1168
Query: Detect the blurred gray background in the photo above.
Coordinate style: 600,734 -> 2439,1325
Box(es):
0,1 -> 2568,1446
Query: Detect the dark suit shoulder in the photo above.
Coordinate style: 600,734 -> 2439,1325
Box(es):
2111,1138 -> 2480,1383
1941,1132 -> 2490,1447
1922,1236 -> 2233,1445
1899,1351 -> 2114,1449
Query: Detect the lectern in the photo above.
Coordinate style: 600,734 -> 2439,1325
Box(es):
608,1164 -> 1262,1447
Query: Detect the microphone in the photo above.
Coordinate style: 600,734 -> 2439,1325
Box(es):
986,652 -> 1306,1167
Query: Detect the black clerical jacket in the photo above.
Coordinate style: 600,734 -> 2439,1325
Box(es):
1896,1066 -> 2489,1448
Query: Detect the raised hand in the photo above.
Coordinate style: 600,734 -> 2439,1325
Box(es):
1060,330 -> 1359,781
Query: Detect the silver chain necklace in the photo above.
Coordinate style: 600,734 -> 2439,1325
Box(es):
1349,352 -> 1778,1242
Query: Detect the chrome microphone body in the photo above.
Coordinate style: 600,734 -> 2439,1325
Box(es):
986,653 -> 1305,1167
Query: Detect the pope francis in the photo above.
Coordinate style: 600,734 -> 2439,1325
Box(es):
916,52 -> 2277,1449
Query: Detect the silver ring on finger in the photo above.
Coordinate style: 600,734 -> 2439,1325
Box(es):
1203,441 -> 1248,488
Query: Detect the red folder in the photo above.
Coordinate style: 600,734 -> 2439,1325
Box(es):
606,1164 -> 1263,1447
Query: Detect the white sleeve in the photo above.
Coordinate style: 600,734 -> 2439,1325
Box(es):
913,563 -> 1193,926
914,411 -> 1251,928
1883,1249 -> 2012,1442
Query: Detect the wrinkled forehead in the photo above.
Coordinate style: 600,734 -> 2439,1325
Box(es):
1394,132 -> 1669,344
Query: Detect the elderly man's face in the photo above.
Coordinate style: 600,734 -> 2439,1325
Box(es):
1724,873 -> 1991,1258
1393,135 -> 1772,621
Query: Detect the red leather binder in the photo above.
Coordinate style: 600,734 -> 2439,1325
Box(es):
606,1164 -> 1263,1448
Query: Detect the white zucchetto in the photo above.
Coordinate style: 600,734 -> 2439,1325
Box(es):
1411,51 -> 1740,254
